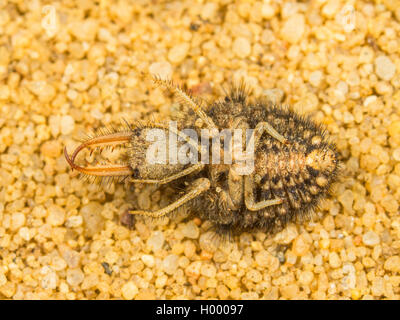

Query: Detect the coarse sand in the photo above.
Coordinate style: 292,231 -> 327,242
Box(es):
0,0 -> 399,300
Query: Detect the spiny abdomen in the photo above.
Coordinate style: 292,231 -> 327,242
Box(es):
243,105 -> 338,234
203,102 -> 339,235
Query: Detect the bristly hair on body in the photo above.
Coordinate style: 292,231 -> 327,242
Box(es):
64,75 -> 341,239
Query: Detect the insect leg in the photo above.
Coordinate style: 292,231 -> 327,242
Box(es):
129,163 -> 204,184
129,178 -> 210,218
240,120 -> 286,211
244,175 -> 282,211
250,121 -> 289,145
150,75 -> 217,130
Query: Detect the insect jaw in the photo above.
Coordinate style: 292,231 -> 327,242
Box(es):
64,131 -> 134,177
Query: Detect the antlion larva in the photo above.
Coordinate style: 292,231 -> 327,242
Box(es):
64,77 -> 340,236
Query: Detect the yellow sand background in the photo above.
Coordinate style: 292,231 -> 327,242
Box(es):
0,0 -> 399,299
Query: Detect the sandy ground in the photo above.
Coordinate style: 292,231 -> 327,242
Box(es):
0,0 -> 399,299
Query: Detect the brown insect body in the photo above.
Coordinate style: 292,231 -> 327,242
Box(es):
64,79 -> 339,236
176,93 -> 339,235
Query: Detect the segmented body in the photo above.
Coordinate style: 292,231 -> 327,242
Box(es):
125,92 -> 339,235
174,97 -> 337,235
202,103 -> 336,234
64,81 -> 339,237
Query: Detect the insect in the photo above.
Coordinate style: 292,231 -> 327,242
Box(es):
64,76 -> 340,236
